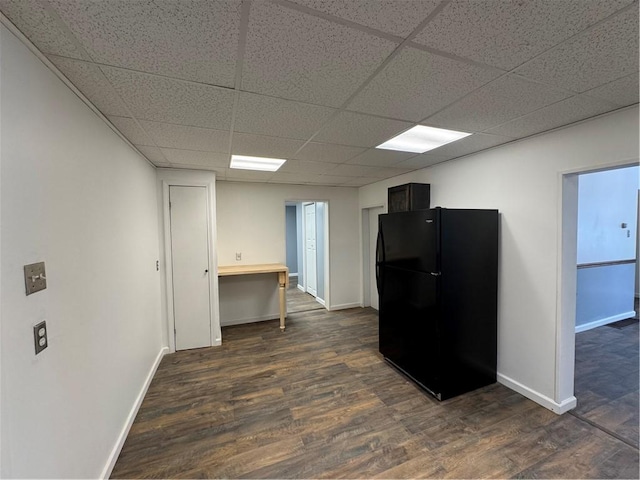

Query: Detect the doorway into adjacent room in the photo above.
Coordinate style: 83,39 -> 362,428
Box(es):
284,201 -> 328,314
559,162 -> 638,446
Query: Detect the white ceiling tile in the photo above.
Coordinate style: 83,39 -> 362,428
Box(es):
140,121 -> 230,152
292,142 -> 365,163
341,176 -> 381,187
225,168 -> 275,182
372,166 -> 416,178
161,149 -> 229,168
584,73 -> 639,107
413,0 -> 634,70
108,116 -> 154,145
234,92 -> 336,140
0,0 -> 90,59
278,159 -> 339,175
242,0 -> 398,106
102,67 -> 235,129
49,0 -> 240,86
425,133 -> 513,158
314,111 -> 413,148
48,56 -> 129,116
306,174 -> 353,185
348,47 -> 501,122
231,133 -> 304,159
426,75 -> 571,132
268,171 -> 327,184
135,145 -> 168,165
288,0 -> 441,37
514,7 -> 639,93
486,95 -> 618,139
347,149 -> 415,167
327,163 -> 413,179
327,163 -> 380,177
396,153 -> 453,169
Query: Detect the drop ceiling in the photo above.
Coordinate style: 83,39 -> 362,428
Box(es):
1,0 -> 637,187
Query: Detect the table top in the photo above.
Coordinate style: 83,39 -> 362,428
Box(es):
218,263 -> 289,277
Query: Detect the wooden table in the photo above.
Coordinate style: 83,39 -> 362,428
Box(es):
218,263 -> 289,331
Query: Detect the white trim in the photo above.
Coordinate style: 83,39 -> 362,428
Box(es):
316,297 -> 326,307
297,284 -> 305,292
288,272 -> 298,277
100,347 -> 168,479
575,311 -> 636,333
328,302 -> 362,311
497,373 -> 576,415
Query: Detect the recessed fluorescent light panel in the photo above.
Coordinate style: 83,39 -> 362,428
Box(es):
376,125 -> 471,154
230,155 -> 286,172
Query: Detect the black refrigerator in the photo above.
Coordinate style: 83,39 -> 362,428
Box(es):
376,207 -> 498,401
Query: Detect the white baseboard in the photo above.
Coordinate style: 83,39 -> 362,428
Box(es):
575,310 -> 636,333
316,297 -> 326,306
288,272 -> 298,277
328,302 -> 362,311
497,373 -> 576,415
221,313 -> 280,327
297,284 -> 305,292
101,346 -> 168,479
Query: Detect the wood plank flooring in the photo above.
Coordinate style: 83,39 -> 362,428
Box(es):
574,320 -> 639,448
287,275 -> 324,314
111,308 -> 639,479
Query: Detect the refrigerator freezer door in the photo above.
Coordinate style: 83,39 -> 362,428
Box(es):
378,210 -> 438,274
379,266 -> 441,396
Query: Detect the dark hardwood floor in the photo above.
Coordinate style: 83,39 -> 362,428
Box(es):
111,308 -> 639,479
574,319 -> 639,448
287,275 -> 324,314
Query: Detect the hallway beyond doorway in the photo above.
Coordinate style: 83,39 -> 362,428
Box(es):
287,276 -> 324,314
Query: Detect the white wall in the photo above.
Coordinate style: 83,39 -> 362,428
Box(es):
1,25 -> 163,478
360,106 -> 639,412
216,181 -> 360,324
577,166 -> 639,263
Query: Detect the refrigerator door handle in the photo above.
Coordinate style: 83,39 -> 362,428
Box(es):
376,229 -> 385,293
430,272 -> 441,277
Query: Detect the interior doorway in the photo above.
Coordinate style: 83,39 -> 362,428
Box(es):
168,185 -> 212,350
284,201 -> 328,314
558,162 -> 639,420
362,205 -> 384,309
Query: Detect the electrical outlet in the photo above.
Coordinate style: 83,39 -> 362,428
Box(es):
34,321 -> 48,355
236,252 -> 242,261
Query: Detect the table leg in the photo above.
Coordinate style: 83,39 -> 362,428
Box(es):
278,272 -> 286,331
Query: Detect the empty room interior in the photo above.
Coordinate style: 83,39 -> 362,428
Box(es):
1,1 -> 639,478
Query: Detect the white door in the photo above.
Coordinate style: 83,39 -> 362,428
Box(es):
304,203 -> 317,297
169,186 -> 212,350
369,207 -> 384,310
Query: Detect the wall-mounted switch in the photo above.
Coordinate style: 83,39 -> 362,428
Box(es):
621,223 -> 628,228
236,252 -> 242,261
24,262 -> 47,295
34,321 -> 48,355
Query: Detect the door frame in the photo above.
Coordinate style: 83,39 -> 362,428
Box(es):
556,158 -> 638,410
162,179 -> 221,352
285,199 -> 330,309
303,202 -> 318,297
361,204 -> 385,308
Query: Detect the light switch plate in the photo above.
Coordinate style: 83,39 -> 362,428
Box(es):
24,262 -> 47,295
